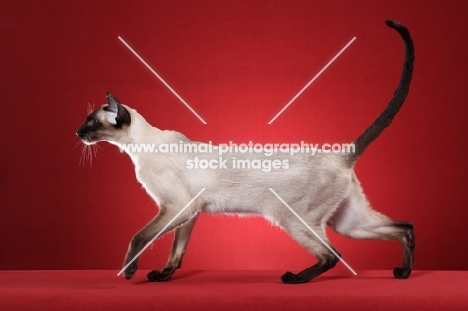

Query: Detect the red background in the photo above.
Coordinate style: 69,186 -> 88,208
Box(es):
1,0 -> 467,273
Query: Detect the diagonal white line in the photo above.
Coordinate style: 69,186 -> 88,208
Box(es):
118,36 -> 207,124
268,37 -> 356,124
269,188 -> 357,275
117,188 -> 206,276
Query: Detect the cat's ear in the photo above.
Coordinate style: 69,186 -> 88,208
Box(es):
106,92 -> 131,127
106,92 -> 121,113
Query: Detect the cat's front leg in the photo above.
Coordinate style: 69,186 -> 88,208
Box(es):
123,237 -> 144,280
122,208 -> 195,280
147,214 -> 199,282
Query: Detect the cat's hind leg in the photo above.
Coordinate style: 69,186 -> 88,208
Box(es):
327,177 -> 415,279
147,214 -> 199,282
279,219 -> 341,284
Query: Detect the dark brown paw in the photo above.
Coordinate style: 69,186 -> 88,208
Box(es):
123,262 -> 138,280
147,269 -> 174,282
393,267 -> 412,279
281,271 -> 306,284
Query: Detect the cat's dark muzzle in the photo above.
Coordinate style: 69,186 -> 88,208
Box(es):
76,125 -> 87,139
76,125 -> 95,144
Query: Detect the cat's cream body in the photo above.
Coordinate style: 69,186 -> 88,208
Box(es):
77,20 -> 415,283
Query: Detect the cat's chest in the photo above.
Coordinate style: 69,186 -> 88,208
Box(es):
132,157 -> 184,197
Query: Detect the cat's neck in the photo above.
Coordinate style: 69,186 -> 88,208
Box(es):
128,109 -> 162,143
109,107 -> 188,161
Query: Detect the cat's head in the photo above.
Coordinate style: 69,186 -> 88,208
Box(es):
76,92 -> 131,145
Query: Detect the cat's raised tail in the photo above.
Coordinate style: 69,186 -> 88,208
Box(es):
350,20 -> 415,162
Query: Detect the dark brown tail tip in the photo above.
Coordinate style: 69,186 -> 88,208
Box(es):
385,20 -> 402,29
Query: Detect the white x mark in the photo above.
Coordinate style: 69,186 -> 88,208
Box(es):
268,37 -> 356,124
118,36 -> 207,124
119,35 -> 355,126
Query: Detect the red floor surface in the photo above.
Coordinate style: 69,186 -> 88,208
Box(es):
1,270 -> 467,310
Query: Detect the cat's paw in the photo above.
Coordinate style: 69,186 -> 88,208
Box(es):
123,262 -> 138,280
281,271 -> 305,284
147,269 -> 174,282
393,267 -> 412,279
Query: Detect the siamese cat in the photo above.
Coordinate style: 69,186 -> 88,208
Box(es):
76,20 -> 415,284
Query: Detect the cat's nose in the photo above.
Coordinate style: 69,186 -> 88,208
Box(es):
76,129 -> 86,138
76,124 -> 87,138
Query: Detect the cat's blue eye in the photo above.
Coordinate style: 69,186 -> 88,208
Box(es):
88,119 -> 99,127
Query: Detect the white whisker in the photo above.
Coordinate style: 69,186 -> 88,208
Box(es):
73,140 -> 82,150
87,144 -> 93,167
78,142 -> 98,167
79,144 -> 86,167
86,102 -> 95,115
